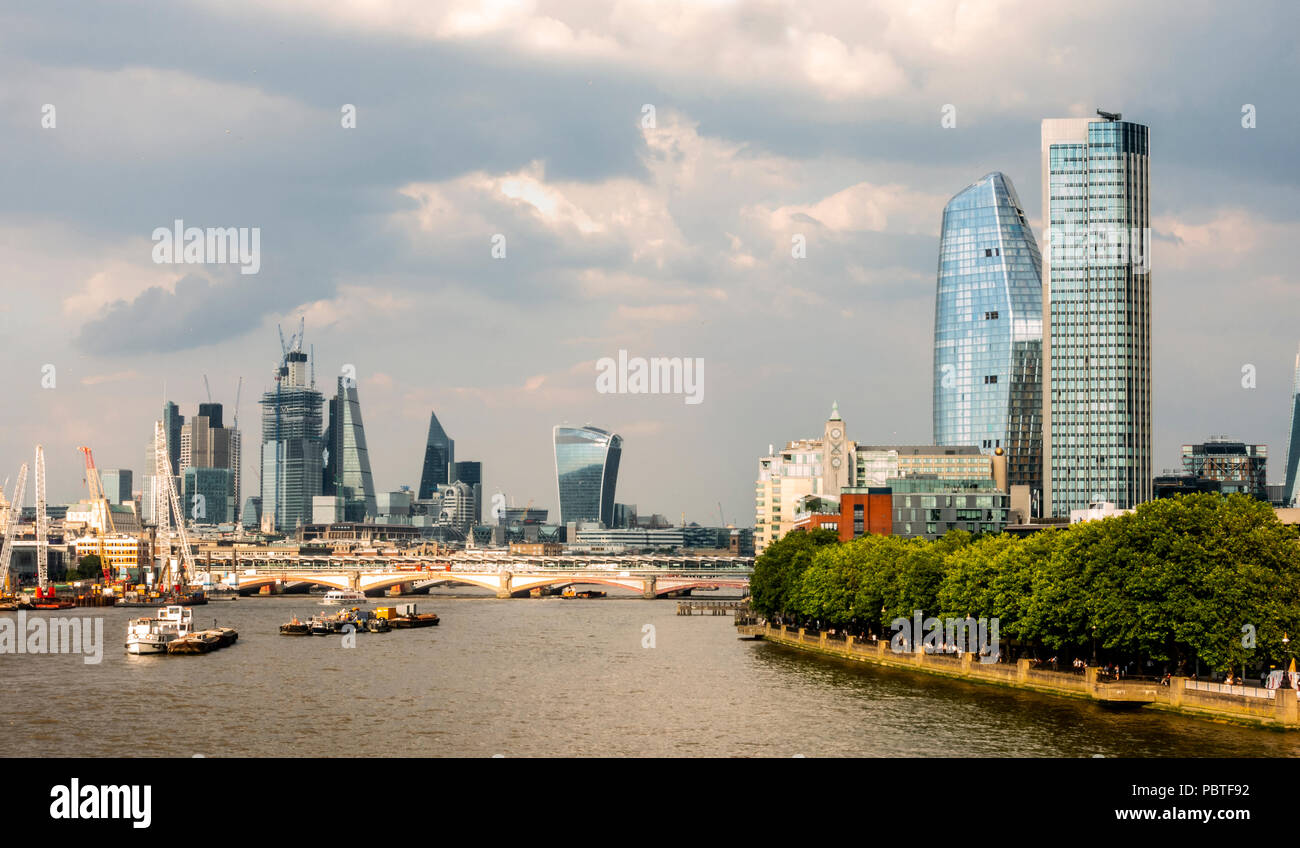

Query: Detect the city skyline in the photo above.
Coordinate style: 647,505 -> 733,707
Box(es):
1,1 -> 1297,527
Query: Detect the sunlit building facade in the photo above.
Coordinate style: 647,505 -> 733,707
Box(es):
1041,113 -> 1151,515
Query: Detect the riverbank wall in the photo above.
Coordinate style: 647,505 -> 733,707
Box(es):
740,623 -> 1299,730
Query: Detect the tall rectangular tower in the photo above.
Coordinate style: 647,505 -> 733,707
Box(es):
1041,113 -> 1151,516
1284,343 -> 1300,507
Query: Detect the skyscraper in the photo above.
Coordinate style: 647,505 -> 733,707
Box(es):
417,411 -> 454,500
933,172 -> 1043,490
258,332 -> 324,532
1284,343 -> 1300,508
451,460 -> 482,525
180,403 -> 239,524
163,401 -> 184,477
323,376 -> 378,521
1041,112 -> 1151,515
553,425 -> 622,526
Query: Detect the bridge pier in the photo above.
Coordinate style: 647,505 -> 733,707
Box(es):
642,576 -> 656,599
497,573 -> 513,600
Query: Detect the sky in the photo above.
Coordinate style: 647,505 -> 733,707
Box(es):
1,0 -> 1297,524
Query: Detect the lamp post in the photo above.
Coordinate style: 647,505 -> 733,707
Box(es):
1091,626 -> 1097,666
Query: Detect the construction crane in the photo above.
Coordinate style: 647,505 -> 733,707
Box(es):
0,463 -> 28,599
153,420 -> 197,590
34,446 -> 50,597
77,445 -> 116,586
203,374 -> 213,404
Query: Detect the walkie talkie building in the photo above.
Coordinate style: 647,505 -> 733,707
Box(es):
553,425 -> 622,527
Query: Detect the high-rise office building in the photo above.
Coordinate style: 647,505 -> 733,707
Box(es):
180,401 -> 240,526
553,425 -> 622,527
322,376 -> 378,521
163,401 -> 184,477
451,460 -> 482,525
1041,112 -> 1151,515
417,411 -> 454,500
1284,343 -> 1300,508
934,172 -> 1043,492
258,334 -> 324,532
99,469 -> 133,504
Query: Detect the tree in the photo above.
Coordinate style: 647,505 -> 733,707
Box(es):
73,554 -> 103,581
749,529 -> 838,619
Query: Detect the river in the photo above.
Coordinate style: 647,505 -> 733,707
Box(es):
4,589 -> 1299,757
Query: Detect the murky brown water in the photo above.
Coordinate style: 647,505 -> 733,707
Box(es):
4,589 -> 1298,757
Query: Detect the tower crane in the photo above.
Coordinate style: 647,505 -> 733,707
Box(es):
153,420 -> 197,591
0,463 -> 28,600
34,445 -> 50,597
77,445 -> 117,587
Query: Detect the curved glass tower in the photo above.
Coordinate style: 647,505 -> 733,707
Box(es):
553,425 -> 622,526
1284,343 -> 1300,508
933,172 -> 1043,490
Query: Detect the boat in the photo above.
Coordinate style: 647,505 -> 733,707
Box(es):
125,606 -> 194,654
374,603 -> 439,628
205,586 -> 240,602
320,589 -> 368,606
167,631 -> 221,654
279,616 -> 311,636
561,587 -> 606,599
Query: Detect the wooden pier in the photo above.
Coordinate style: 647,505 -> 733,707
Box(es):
676,600 -> 745,616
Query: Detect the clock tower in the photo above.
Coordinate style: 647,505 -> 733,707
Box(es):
822,402 -> 850,497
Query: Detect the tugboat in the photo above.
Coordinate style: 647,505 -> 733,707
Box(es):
374,603 -> 439,628
125,606 -> 194,654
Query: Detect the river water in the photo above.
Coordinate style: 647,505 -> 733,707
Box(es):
4,589 -> 1299,757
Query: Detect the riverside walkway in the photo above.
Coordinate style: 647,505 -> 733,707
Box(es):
740,622 -> 1300,730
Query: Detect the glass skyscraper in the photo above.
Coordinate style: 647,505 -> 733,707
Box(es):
553,425 -> 622,527
323,376 -> 378,521
417,411 -> 454,501
1284,343 -> 1300,508
1041,113 -> 1151,516
933,171 -> 1043,491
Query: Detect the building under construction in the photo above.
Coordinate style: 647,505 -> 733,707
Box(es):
259,322 -> 324,533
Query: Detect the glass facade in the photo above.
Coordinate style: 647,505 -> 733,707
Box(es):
553,425 -> 622,526
1042,116 -> 1151,515
933,172 -> 1042,489
323,376 -> 378,521
183,467 -> 234,525
417,411 -> 454,500
1283,344 -> 1300,507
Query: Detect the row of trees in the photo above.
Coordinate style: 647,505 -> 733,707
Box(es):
749,494 -> 1300,674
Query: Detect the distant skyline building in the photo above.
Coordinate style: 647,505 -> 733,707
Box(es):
553,425 -> 622,527
180,401 -> 239,526
99,469 -> 133,505
258,332 -> 323,532
755,406 -> 854,554
162,401 -> 183,478
417,411 -> 454,500
1285,343 -> 1300,508
933,172 -> 1043,492
451,460 -> 482,525
323,376 -> 378,521
1041,112 -> 1151,515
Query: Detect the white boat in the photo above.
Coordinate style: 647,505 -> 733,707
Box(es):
319,589 -> 368,606
125,606 -> 194,654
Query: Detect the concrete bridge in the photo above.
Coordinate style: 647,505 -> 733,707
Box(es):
225,567 -> 750,599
